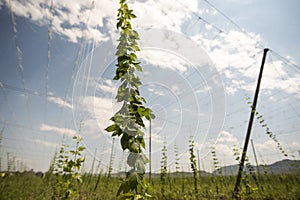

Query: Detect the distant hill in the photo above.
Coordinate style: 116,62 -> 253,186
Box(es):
212,159 -> 300,176
82,159 -> 300,178
113,170 -> 211,178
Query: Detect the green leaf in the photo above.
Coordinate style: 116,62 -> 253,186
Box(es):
117,21 -> 122,29
127,153 -> 137,167
129,53 -> 137,60
105,124 -> 117,132
128,172 -> 139,189
139,137 -> 145,149
139,153 -> 149,164
144,108 -> 151,120
69,150 -> 75,155
118,193 -> 135,199
135,158 -> 145,173
130,142 -> 140,153
117,181 -> 131,196
135,64 -> 142,72
150,112 -> 155,119
78,157 -> 85,163
78,146 -> 86,151
121,134 -> 129,150
105,123 -> 122,136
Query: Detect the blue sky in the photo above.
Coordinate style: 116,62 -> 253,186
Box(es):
0,0 -> 299,173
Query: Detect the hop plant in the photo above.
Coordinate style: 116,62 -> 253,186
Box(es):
105,0 -> 155,198
53,135 -> 85,199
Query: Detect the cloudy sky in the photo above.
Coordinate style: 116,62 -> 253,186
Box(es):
0,0 -> 299,173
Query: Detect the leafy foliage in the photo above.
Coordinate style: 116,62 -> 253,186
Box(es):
189,140 -> 198,197
160,143 -> 168,196
211,146 -> 221,195
52,135 -> 85,199
174,143 -> 180,175
233,146 -> 261,197
105,0 -> 155,198
245,97 -> 288,157
211,146 -> 221,175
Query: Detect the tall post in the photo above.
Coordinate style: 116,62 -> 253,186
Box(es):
90,148 -> 97,174
149,118 -> 152,182
12,156 -> 16,172
0,128 -> 2,171
251,139 -> 261,176
7,152 -> 10,172
233,48 -> 269,198
108,138 -> 115,178
197,150 -> 201,177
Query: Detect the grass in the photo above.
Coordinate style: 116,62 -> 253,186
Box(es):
1,172 -> 300,199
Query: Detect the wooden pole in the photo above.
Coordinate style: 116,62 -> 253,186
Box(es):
7,152 -> 10,172
149,119 -> 152,182
233,48 -> 269,198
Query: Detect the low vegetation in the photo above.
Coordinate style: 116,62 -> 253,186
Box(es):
1,170 -> 300,199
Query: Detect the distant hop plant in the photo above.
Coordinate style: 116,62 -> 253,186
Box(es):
211,146 -> 221,175
160,143 -> 168,196
53,135 -> 85,199
174,143 -> 180,175
211,146 -> 222,195
189,140 -> 199,197
105,0 -> 155,199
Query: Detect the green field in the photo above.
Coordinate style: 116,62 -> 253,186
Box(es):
1,172 -> 300,199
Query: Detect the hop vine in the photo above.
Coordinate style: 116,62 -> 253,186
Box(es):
105,0 -> 155,198
52,135 -> 85,199
245,97 -> 287,157
160,143 -> 168,197
189,140 -> 199,197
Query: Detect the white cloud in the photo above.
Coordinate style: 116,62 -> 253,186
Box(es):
145,133 -> 164,145
132,0 -> 198,31
40,123 -> 76,136
147,88 -> 165,96
289,141 -> 300,148
5,0 -> 297,100
96,79 -> 118,94
214,143 -> 235,157
27,138 -> 60,148
4,0 -> 116,43
3,0 -> 198,43
48,96 -> 73,109
217,130 -> 238,143
255,140 -> 278,152
138,49 -> 188,72
260,60 -> 300,98
170,84 -> 180,95
75,96 -> 120,134
256,138 -> 300,153
191,29 -> 300,98
191,30 -> 262,74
